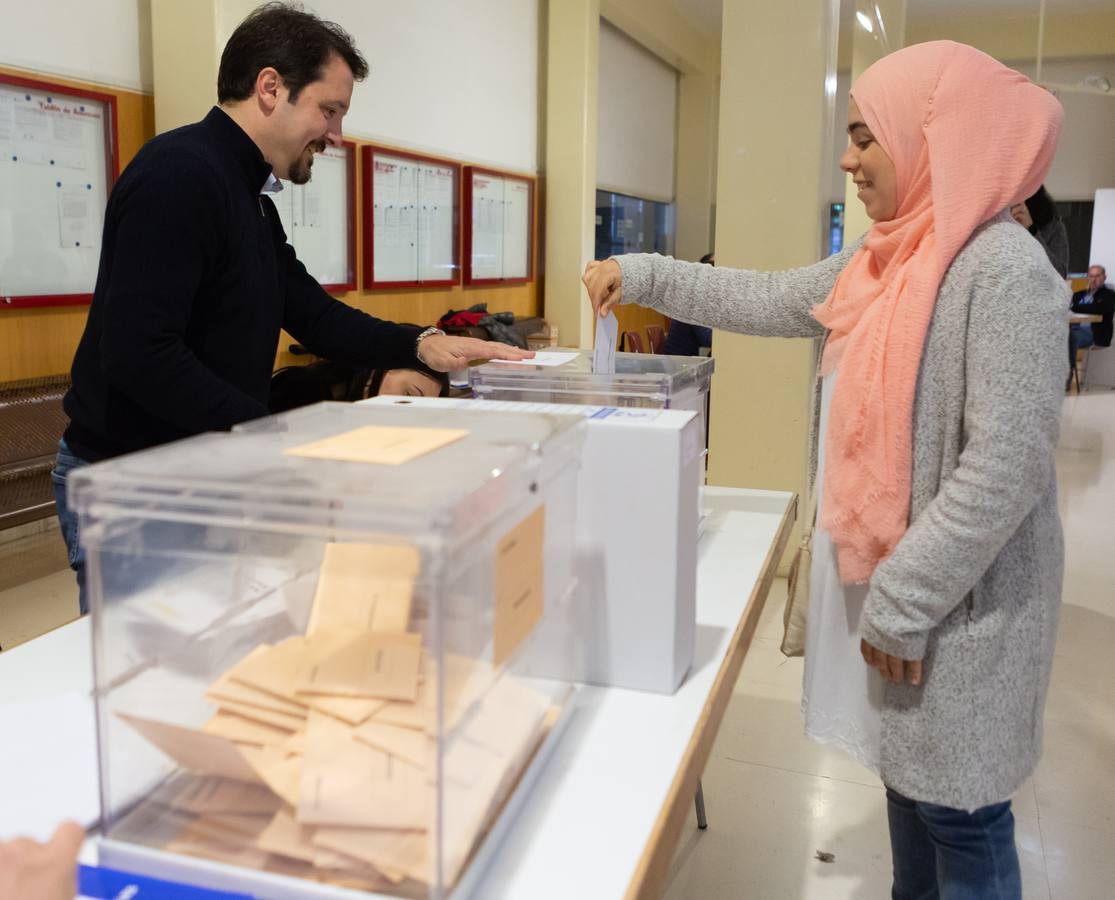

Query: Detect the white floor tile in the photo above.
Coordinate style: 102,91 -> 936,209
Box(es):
1038,818 -> 1115,900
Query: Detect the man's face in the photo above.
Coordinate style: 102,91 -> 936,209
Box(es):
271,53 -> 353,184
1087,266 -> 1106,292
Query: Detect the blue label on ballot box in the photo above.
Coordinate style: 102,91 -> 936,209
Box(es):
78,864 -> 254,899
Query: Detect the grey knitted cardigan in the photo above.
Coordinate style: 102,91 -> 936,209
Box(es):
616,213 -> 1069,810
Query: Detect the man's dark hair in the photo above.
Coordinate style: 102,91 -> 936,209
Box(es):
217,2 -> 368,105
699,252 -> 715,266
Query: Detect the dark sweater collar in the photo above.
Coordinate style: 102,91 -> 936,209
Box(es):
202,106 -> 274,193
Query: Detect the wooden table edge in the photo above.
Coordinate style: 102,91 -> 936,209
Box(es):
624,492 -> 799,900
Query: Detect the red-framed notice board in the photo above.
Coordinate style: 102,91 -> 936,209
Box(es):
0,73 -> 119,309
463,166 -> 534,286
362,145 -> 460,289
271,140 -> 357,294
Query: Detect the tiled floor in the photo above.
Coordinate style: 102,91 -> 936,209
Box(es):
664,389 -> 1115,900
1,394 -> 1112,897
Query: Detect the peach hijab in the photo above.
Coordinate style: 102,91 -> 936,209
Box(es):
811,41 -> 1062,584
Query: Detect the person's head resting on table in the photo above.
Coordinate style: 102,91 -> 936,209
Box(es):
217,2 -> 367,184
268,359 -> 449,415
371,367 -> 448,399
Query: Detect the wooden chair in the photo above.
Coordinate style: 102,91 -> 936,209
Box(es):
645,324 -> 666,354
1070,346 -> 1089,393
623,331 -> 646,353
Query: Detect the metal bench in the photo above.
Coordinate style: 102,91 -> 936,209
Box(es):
0,375 -> 69,530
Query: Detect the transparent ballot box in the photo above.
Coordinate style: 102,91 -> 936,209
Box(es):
69,401 -> 584,899
468,350 -> 714,449
363,396 -> 702,695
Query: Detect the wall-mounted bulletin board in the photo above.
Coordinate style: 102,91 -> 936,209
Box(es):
463,166 -> 533,286
0,73 -> 118,309
362,145 -> 459,289
271,140 -> 356,294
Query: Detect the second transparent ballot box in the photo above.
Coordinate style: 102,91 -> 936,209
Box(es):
468,349 -> 714,448
70,401 -> 585,899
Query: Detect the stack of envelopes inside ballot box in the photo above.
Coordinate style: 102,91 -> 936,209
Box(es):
70,402 -> 585,898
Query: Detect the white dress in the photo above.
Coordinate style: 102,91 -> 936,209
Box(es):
801,372 -> 884,774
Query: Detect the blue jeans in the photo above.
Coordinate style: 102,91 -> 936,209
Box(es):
51,438 -> 90,614
1070,323 -> 1095,371
887,787 -> 1021,900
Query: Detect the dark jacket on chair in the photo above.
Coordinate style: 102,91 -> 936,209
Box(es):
1071,286 -> 1115,347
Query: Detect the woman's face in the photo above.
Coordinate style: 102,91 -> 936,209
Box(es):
840,97 -> 899,222
377,368 -> 442,398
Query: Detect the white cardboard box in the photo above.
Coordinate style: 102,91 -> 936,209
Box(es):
360,397 -> 701,694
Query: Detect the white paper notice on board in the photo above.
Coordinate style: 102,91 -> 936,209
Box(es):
57,184 -> 98,249
593,312 -> 618,375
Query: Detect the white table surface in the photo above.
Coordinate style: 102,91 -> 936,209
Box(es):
0,487 -> 794,899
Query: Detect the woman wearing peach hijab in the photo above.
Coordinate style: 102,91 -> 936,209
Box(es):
584,41 -> 1066,898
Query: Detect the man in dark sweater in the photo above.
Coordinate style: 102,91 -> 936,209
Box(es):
53,3 -> 530,609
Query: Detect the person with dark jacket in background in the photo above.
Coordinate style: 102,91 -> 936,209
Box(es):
51,3 -> 530,611
1070,264 -> 1115,367
1010,184 -> 1069,277
663,252 -> 714,356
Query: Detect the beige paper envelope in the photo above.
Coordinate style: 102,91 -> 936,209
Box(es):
312,851 -> 400,894
190,813 -> 272,843
438,689 -> 556,886
166,776 -> 280,817
308,543 -> 420,635
203,711 -> 292,747
369,700 -> 431,732
352,720 -> 429,770
296,632 -> 422,701
441,736 -> 496,788
240,745 -> 303,807
312,847 -> 389,876
167,823 -> 271,870
441,763 -> 507,887
257,808 -> 318,863
207,648 -> 309,717
460,675 -> 550,758
118,713 -> 262,784
297,712 -> 429,830
354,720 -> 487,787
229,633 -> 350,703
284,425 -> 468,466
208,699 -> 305,733
493,505 -> 546,665
312,826 -> 423,885
370,653 -> 496,734
302,694 -> 386,726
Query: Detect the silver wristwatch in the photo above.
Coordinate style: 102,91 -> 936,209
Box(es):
415,326 -> 446,364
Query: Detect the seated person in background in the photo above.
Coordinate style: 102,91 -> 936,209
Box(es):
663,252 -> 715,356
1010,184 -> 1069,277
269,358 -> 449,414
1070,264 -> 1115,366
